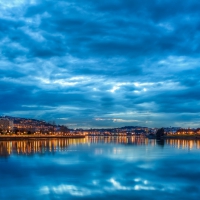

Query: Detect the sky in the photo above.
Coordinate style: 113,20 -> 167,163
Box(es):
1,0 -> 200,128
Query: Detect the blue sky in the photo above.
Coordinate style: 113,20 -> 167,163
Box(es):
1,0 -> 200,128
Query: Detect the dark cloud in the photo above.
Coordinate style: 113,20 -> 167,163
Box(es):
0,0 -> 200,127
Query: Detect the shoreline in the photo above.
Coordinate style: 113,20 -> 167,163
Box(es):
147,135 -> 200,140
0,135 -> 85,140
163,135 -> 200,139
1,135 -> 200,140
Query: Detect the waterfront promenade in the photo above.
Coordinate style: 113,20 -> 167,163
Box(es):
164,135 -> 200,139
0,135 -> 85,140
146,134 -> 200,140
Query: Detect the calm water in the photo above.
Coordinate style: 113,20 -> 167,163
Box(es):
0,136 -> 200,199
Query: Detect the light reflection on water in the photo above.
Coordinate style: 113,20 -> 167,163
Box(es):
0,136 -> 200,200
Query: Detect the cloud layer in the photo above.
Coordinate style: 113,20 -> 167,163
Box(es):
1,0 -> 200,128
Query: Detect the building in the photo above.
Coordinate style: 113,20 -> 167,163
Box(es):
0,118 -> 13,131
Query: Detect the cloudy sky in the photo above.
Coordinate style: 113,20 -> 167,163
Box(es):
1,0 -> 200,128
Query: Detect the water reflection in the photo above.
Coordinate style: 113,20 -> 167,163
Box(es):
1,136 -> 200,157
0,138 -> 86,157
166,139 -> 200,149
0,136 -> 200,200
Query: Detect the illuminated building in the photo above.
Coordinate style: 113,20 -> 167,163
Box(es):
0,118 -> 13,131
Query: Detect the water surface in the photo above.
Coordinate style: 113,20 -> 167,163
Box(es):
0,137 -> 200,199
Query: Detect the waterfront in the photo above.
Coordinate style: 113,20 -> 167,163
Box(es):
0,136 -> 200,199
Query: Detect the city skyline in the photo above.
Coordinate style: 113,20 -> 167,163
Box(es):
1,0 -> 200,128
0,115 -> 193,131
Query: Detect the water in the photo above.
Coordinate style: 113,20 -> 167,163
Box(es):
0,136 -> 200,199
